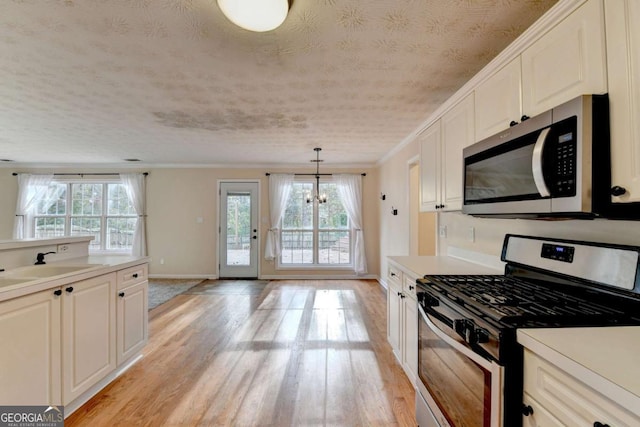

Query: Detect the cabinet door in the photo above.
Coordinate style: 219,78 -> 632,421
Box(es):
419,120 -> 441,212
63,273 -> 116,405
605,0 -> 640,203
441,93 -> 475,211
0,289 -> 61,405
402,296 -> 418,386
387,284 -> 402,361
521,0 -> 607,116
117,281 -> 148,365
475,57 -> 522,141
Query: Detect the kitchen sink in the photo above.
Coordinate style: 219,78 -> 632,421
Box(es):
1,264 -> 104,279
0,277 -> 33,288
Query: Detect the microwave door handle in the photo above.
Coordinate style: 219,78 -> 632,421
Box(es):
418,304 -> 492,371
532,127 -> 552,197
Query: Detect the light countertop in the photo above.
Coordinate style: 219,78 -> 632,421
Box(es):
0,255 -> 149,302
388,255 -> 504,279
518,327 -> 640,413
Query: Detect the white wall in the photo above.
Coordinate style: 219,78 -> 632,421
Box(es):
377,140 -> 420,280
438,211 -> 640,261
0,166 -> 380,278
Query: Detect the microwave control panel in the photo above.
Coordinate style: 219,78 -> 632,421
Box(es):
552,117 -> 577,197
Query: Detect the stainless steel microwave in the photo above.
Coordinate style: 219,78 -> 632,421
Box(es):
462,94 -> 610,218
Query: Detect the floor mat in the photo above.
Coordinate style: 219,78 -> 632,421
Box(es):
148,278 -> 205,310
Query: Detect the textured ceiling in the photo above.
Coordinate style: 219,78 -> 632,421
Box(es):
0,0 -> 558,167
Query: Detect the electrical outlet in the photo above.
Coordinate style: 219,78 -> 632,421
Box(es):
57,244 -> 69,252
467,226 -> 475,242
438,225 -> 447,238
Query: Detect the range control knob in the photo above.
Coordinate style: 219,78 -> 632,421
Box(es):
418,292 -> 439,307
474,328 -> 490,344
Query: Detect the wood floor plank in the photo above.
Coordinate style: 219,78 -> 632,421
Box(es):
65,279 -> 417,427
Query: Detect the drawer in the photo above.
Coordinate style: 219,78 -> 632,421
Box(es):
522,393 -> 563,427
523,349 -> 640,426
117,264 -> 148,290
403,275 -> 417,300
388,264 -> 402,288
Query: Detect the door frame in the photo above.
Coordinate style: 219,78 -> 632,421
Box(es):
217,179 -> 261,279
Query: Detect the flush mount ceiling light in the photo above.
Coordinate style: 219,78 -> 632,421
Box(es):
217,0 -> 290,32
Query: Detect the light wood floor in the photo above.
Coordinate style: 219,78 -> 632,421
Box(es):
66,279 -> 417,426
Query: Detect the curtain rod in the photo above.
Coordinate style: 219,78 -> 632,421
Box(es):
12,172 -> 149,176
265,173 -> 366,176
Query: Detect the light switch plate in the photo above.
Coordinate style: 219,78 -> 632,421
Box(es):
438,226 -> 447,238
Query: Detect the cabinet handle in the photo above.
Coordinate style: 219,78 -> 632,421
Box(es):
610,186 -> 627,197
409,285 -> 414,290
53,289 -> 62,296
390,272 -> 396,277
509,120 -> 518,127
594,423 -> 610,427
400,294 -> 406,299
522,405 -> 534,416
521,114 -> 530,122
119,292 -> 125,297
132,273 -> 139,278
65,286 -> 74,293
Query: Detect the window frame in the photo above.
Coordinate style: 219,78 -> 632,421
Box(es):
32,178 -> 137,254
277,178 -> 353,270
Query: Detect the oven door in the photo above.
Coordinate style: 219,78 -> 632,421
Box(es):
417,304 -> 504,427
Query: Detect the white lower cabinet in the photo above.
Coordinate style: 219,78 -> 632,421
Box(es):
522,349 -> 640,426
0,262 -> 148,411
62,273 -> 117,405
386,261 -> 418,386
116,265 -> 148,365
0,289 -> 61,405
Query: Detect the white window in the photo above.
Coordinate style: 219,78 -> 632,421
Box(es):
33,181 -> 137,253
279,180 -> 351,267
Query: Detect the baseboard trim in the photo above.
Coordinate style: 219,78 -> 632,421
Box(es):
148,274 -> 217,280
259,274 -> 379,280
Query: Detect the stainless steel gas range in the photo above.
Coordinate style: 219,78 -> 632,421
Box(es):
415,234 -> 640,427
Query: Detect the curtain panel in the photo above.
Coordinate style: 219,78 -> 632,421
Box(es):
265,174 -> 294,261
334,174 -> 367,275
120,173 -> 148,257
13,174 -> 54,239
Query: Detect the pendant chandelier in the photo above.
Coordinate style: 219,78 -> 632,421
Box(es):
307,147 -> 327,204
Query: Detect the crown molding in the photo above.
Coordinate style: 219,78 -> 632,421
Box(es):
377,0 -> 588,166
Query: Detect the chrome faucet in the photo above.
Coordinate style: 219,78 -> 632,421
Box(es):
35,252 -> 56,265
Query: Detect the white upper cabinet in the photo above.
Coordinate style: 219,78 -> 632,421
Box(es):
441,93 -> 475,211
419,120 -> 441,212
605,0 -> 640,203
521,0 -> 607,117
475,57 -> 523,141
420,94 -> 475,212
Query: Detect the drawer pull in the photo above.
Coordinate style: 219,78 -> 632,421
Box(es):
390,272 -> 396,277
65,286 -> 74,293
409,285 -> 414,291
133,273 -> 139,278
119,292 -> 125,298
53,289 -> 62,296
594,423 -> 610,427
522,405 -> 534,416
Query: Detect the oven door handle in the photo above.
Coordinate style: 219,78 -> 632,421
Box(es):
532,127 -> 551,197
418,304 -> 492,371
